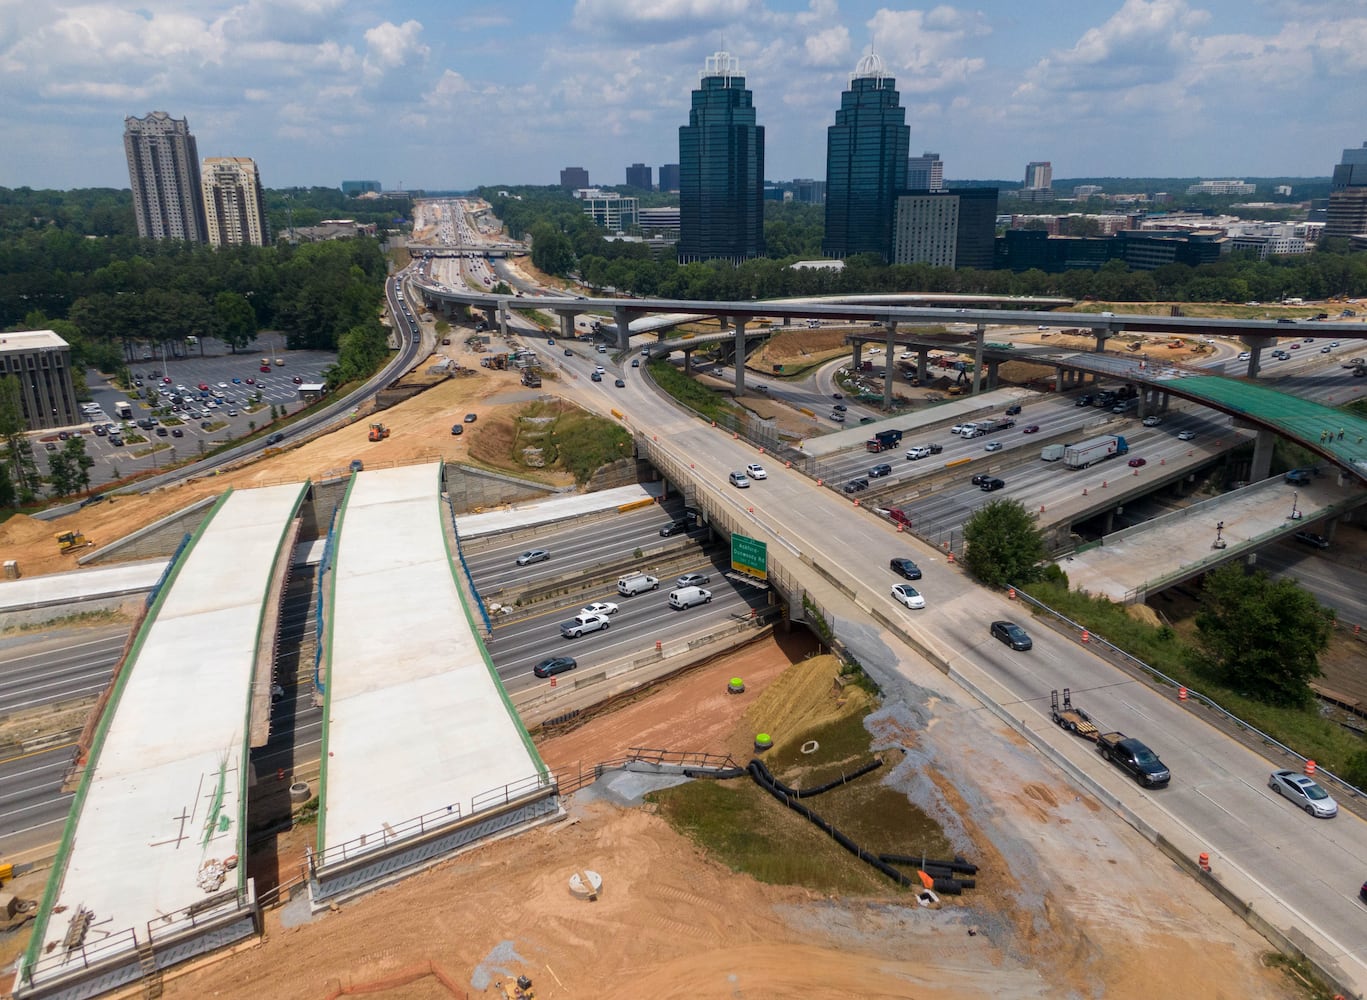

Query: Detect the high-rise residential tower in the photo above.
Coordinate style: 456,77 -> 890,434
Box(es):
907,152 -> 943,191
678,51 -> 765,264
123,111 -> 209,242
1024,161 -> 1053,191
823,54 -> 910,261
202,157 -> 269,247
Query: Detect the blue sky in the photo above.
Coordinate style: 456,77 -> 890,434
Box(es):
1,0 -> 1364,191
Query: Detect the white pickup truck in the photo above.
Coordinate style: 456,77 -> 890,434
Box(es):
559,612 -> 611,639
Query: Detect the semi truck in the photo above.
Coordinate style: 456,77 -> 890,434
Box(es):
1063,434 -> 1128,469
1040,443 -> 1066,462
976,417 -> 1017,434
865,428 -> 903,453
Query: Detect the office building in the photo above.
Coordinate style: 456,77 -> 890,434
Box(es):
823,54 -> 910,261
1024,161 -> 1052,191
907,153 -> 943,191
891,188 -> 998,269
1328,142 -> 1367,242
791,178 -> 826,204
0,330 -> 79,431
559,166 -> 590,191
574,189 -> 638,231
1073,184 -> 1103,198
1333,141 -> 1367,188
638,207 -> 681,239
626,163 -> 653,189
341,180 -> 381,195
678,51 -> 765,264
123,111 -> 209,242
1186,179 -> 1256,196
658,163 -> 680,192
202,157 -> 268,247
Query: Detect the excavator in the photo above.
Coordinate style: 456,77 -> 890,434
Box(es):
367,423 -> 390,441
56,530 -> 93,554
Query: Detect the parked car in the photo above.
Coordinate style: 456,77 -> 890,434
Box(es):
451,424 -> 464,435
515,549 -> 550,566
890,557 -> 922,580
1268,769 -> 1338,817
891,583 -> 926,609
990,620 -> 1033,650
533,656 -> 577,678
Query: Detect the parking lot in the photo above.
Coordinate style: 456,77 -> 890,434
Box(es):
36,337 -> 335,486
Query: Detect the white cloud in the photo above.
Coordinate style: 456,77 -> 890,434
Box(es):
570,0 -> 757,41
363,20 -> 429,82
867,7 -> 988,92
803,25 -> 850,67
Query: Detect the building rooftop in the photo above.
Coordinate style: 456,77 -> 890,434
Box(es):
0,329 -> 68,351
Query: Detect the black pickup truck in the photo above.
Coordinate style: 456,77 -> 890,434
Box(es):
1097,732 -> 1171,787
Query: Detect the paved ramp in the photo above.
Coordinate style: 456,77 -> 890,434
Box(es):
311,463 -> 556,905
17,482 -> 310,1000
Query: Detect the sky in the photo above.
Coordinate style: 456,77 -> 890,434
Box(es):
1,0 -> 1365,192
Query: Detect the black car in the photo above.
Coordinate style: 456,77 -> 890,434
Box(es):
614,378 -> 626,388
990,620 -> 1033,650
890,557 -> 922,580
1294,531 -> 1329,549
971,473 -> 993,486
659,519 -> 692,537
842,478 -> 870,494
1075,395 -> 1093,407
868,463 -> 893,478
266,432 -> 285,445
200,421 -> 213,430
533,655 -> 577,678
451,424 -> 464,435
980,477 -> 1006,492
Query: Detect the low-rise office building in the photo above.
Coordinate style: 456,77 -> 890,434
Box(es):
0,330 -> 79,430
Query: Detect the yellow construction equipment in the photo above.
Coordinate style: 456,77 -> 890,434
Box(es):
56,530 -> 93,554
367,423 -> 390,442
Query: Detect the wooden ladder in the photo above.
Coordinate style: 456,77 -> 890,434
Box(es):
136,939 -> 163,999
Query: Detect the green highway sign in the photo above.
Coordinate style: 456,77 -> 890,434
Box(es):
731,533 -> 768,580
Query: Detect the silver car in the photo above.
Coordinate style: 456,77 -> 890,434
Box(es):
1268,769 -> 1338,817
515,549 -> 550,566
676,572 -> 711,587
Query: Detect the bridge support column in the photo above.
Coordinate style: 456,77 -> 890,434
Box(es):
970,327 -> 985,396
1250,428 -> 1276,482
733,319 -> 747,394
985,360 -> 1000,390
558,311 -> 575,341
852,340 -> 862,372
683,349 -> 693,373
613,306 -> 632,351
1091,326 -> 1114,352
917,350 -> 929,384
496,302 -> 508,339
1055,365 -> 1066,391
882,322 -> 898,408
1240,335 -> 1276,378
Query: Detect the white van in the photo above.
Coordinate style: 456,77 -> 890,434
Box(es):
668,586 -> 712,610
617,572 -> 659,596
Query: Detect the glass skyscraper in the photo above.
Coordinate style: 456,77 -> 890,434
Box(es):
678,52 -> 765,264
823,55 -> 909,262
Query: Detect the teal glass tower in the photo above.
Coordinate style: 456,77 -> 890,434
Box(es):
678,52 -> 766,264
823,55 -> 910,262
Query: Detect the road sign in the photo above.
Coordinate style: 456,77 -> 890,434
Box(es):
731,533 -> 768,580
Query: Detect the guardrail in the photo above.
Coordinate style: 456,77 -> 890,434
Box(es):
1011,584 -> 1367,807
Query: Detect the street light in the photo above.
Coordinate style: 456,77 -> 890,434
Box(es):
1289,491 -> 1302,521
1212,520 -> 1227,550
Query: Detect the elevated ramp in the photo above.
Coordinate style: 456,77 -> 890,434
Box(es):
311,463 -> 556,905
17,481 -> 310,1000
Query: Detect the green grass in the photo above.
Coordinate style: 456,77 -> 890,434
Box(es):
646,359 -> 743,423
1025,581 -> 1367,777
648,709 -> 951,894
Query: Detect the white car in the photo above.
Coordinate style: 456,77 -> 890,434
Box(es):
745,463 -> 768,480
1177,430 -> 1196,441
580,601 -> 619,617
891,584 -> 925,609
906,446 -> 931,460
950,423 -> 968,435
1238,351 -> 1251,360
1142,415 -> 1161,427
984,441 -> 1003,452
1268,769 -> 1338,817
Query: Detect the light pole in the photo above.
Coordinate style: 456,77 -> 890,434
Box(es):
1289,491 -> 1302,521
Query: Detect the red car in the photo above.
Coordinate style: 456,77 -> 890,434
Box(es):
197,382 -> 209,391
245,377 -> 255,385
1128,457 -> 1147,468
162,376 -> 172,383
292,375 -> 302,384
1021,424 -> 1040,434
260,365 -> 271,373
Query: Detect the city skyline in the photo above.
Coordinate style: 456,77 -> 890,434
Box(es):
1,1 -> 1364,191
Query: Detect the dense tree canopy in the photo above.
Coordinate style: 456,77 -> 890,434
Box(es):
962,499 -> 1049,588
1192,563 -> 1332,707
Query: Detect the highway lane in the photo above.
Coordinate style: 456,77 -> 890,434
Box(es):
599,354 -> 1367,989
0,624 -> 127,716
0,745 -> 76,863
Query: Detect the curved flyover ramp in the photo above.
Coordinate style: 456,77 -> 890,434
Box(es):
310,462 -> 557,906
17,481 -> 310,1000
